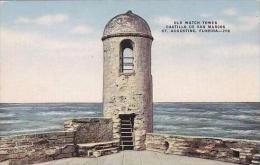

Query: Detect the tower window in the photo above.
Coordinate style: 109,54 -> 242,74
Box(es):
120,40 -> 134,74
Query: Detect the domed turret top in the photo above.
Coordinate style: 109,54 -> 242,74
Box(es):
102,10 -> 153,40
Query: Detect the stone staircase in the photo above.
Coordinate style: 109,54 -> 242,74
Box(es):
77,140 -> 119,157
120,119 -> 134,150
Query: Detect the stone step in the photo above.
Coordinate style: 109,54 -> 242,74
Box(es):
121,127 -> 132,129
121,141 -> 133,145
120,144 -> 134,150
120,145 -> 134,150
121,126 -> 132,129
77,140 -> 119,148
121,140 -> 133,143
121,122 -> 131,125
121,128 -> 133,131
121,143 -> 133,146
121,123 -> 132,126
97,147 -> 118,152
121,137 -> 133,140
121,135 -> 133,138
91,147 -> 119,158
120,144 -> 134,147
121,132 -> 133,134
121,120 -> 131,123
77,141 -> 120,157
96,144 -> 114,149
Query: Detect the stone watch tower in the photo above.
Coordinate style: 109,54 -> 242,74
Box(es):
102,11 -> 153,150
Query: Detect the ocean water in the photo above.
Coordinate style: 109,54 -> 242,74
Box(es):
0,103 -> 259,140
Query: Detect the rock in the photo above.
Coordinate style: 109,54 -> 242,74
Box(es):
253,154 -> 260,160
251,160 -> 260,164
61,145 -> 75,154
45,148 -> 59,156
93,151 -> 101,157
64,138 -> 74,143
0,150 -> 8,155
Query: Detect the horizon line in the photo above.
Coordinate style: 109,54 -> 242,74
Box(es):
0,101 -> 259,104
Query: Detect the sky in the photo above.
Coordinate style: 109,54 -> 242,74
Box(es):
0,0 -> 259,103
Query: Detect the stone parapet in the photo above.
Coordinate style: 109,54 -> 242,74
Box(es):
145,133 -> 260,165
1,121 -> 259,165
0,131 -> 76,165
0,117 -> 114,165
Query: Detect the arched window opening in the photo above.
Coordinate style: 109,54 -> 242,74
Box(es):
120,40 -> 134,74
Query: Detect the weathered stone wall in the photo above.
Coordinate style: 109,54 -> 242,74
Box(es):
0,131 -> 76,165
0,117 -> 114,164
103,36 -> 153,150
145,133 -> 260,165
64,117 -> 113,144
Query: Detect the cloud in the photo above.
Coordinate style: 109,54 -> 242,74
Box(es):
237,16 -> 260,31
152,30 -> 259,60
222,8 -> 237,16
208,43 -> 259,59
0,1 -> 7,6
151,29 -> 259,102
15,14 -> 68,26
0,28 -> 102,103
153,65 -> 259,102
212,16 -> 259,33
200,13 -> 211,18
220,8 -> 258,32
1,28 -> 101,56
225,15 -> 260,32
154,16 -> 176,25
70,25 -> 92,34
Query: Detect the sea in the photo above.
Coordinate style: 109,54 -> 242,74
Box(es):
0,103 -> 259,140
